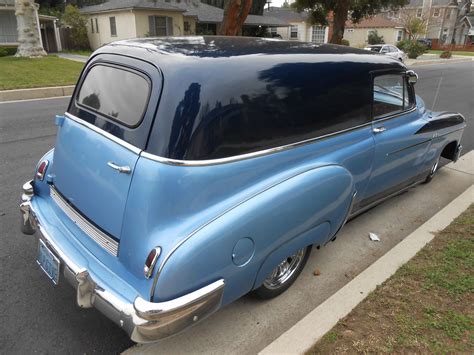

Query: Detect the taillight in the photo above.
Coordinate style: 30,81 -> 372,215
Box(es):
36,160 -> 49,181
144,247 -> 161,279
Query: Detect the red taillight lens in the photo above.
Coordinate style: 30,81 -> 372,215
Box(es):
144,247 -> 161,279
36,160 -> 49,181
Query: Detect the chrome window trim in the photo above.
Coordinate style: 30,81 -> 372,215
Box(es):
141,121 -> 374,167
372,106 -> 417,123
65,112 -> 142,155
50,187 -> 119,256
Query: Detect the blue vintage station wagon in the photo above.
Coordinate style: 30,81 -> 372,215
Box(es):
20,37 -> 465,342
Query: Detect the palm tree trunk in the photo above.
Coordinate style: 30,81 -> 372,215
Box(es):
15,0 -> 47,58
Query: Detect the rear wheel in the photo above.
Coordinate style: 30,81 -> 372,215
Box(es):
252,246 -> 312,299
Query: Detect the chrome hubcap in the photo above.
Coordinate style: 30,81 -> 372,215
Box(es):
263,248 -> 305,289
430,158 -> 439,177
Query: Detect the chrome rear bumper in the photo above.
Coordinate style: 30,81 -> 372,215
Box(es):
20,180 -> 225,343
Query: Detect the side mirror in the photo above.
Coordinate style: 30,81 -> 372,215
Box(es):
407,70 -> 418,85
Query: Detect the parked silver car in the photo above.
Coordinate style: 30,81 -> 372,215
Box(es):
364,44 -> 406,62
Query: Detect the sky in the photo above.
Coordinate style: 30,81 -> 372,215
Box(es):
268,0 -> 290,8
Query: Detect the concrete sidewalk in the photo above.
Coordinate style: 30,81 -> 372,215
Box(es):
261,160 -> 473,354
125,151 -> 473,355
57,53 -> 89,63
406,53 -> 473,66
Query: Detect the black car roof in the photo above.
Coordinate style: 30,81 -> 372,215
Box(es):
96,36 -> 402,64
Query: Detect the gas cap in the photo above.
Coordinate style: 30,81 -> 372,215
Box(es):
231,237 -> 255,266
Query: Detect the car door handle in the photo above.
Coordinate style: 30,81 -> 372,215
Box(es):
373,126 -> 387,134
107,161 -> 131,174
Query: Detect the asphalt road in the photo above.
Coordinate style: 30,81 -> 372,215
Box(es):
0,61 -> 472,354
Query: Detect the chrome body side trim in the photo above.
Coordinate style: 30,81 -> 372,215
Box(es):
140,121 -> 374,166
64,112 -> 142,155
50,186 -> 119,256
19,181 -> 226,343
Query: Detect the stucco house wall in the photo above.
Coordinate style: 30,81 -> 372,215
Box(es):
86,11 -> 137,50
344,27 -> 404,47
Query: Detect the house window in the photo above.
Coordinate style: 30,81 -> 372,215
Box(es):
148,16 -> 173,36
109,17 -> 117,36
196,23 -> 217,35
270,27 -> 277,34
95,18 -> 99,33
290,25 -> 298,39
311,26 -> 325,43
397,30 -> 403,41
416,8 -> 422,17
184,21 -> 190,32
433,8 -> 440,17
91,18 -> 94,33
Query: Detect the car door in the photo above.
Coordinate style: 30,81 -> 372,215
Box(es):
361,71 -> 430,207
52,55 -> 162,241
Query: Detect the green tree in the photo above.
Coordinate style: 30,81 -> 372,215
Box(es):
61,4 -> 90,50
293,0 -> 409,44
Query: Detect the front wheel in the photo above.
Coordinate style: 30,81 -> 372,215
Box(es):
252,246 -> 312,299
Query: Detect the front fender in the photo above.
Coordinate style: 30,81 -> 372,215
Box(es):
153,164 -> 354,305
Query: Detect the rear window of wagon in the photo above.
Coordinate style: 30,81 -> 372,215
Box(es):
76,64 -> 150,128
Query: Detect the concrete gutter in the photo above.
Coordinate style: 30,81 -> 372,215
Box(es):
259,152 -> 474,355
0,86 -> 74,102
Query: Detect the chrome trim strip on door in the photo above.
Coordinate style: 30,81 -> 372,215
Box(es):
50,187 -> 119,256
140,121 -> 374,167
64,112 -> 142,155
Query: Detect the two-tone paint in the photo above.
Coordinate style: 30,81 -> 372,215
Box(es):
20,36 -> 466,342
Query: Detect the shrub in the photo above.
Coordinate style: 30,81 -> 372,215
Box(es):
396,39 -> 411,52
440,50 -> 452,59
0,46 -> 18,57
405,40 -> 427,59
368,31 -> 384,45
341,39 -> 350,46
61,5 -> 90,50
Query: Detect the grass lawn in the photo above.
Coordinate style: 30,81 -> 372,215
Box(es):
0,55 -> 84,90
309,204 -> 474,353
427,50 -> 474,57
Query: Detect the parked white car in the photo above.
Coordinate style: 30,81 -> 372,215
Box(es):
364,44 -> 406,62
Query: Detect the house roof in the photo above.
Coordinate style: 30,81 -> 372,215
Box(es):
80,0 -> 287,26
80,0 -> 186,14
346,15 -> 401,29
263,7 -> 308,23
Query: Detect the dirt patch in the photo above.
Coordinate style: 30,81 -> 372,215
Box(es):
308,205 -> 474,353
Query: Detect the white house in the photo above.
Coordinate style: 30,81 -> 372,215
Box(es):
264,7 -> 329,43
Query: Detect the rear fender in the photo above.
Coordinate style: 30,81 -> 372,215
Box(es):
153,164 -> 354,304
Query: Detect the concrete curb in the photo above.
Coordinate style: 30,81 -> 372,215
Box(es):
407,57 -> 473,66
259,169 -> 474,354
0,85 -> 75,102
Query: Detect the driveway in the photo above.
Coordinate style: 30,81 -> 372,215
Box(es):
0,61 -> 472,354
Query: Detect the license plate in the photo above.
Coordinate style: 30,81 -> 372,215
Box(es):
37,239 -> 60,285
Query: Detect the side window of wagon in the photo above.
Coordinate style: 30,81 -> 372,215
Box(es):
76,64 -> 150,128
373,74 -> 412,119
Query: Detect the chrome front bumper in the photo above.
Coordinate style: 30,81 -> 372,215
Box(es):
20,180 -> 225,343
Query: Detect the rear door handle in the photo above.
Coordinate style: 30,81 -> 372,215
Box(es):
373,126 -> 387,134
107,161 -> 131,174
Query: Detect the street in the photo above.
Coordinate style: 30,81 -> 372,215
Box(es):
0,61 -> 472,354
